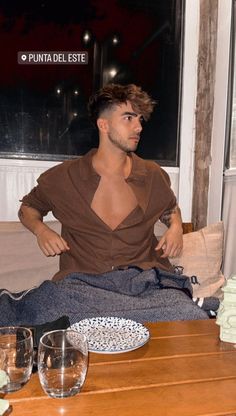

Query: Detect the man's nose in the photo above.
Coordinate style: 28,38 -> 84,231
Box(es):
134,119 -> 142,133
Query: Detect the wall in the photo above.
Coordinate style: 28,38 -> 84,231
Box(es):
222,170 -> 236,278
208,0 -> 232,225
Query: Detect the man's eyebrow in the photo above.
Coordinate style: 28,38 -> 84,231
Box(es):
121,111 -> 141,117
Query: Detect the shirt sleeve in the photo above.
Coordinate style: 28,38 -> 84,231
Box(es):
20,165 -> 60,217
20,184 -> 53,217
158,166 -> 177,211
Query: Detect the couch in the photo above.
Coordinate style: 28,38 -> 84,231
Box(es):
0,221 -> 60,292
0,220 -> 225,298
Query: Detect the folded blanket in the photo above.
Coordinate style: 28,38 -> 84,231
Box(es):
0,268 -> 209,326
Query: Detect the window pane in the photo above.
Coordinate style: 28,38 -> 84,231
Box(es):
0,0 -> 183,165
228,0 -> 236,168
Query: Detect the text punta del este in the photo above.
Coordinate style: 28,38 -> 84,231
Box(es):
26,52 -> 87,64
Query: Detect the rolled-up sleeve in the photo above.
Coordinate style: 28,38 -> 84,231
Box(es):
20,186 -> 52,217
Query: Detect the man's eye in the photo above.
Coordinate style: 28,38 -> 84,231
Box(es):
124,115 -> 132,121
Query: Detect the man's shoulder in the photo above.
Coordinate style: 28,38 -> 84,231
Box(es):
53,158 -> 81,172
37,149 -> 96,186
38,158 -> 80,180
40,148 -> 96,178
132,153 -> 165,174
145,159 -> 162,171
132,153 -> 171,187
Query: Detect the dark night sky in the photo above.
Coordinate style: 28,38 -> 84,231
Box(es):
0,0 -> 167,95
0,0 -> 180,162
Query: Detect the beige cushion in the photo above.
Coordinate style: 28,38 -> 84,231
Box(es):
170,222 -> 225,298
0,221 -> 60,292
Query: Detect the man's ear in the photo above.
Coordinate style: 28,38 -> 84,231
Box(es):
97,117 -> 108,133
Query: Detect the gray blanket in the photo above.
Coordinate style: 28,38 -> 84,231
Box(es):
0,268 -> 208,325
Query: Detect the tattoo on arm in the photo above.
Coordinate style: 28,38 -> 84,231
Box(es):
159,205 -> 178,227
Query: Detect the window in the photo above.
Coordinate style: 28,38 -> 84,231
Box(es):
0,0 -> 184,165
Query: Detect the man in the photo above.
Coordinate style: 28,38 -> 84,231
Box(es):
1,84 -> 208,325
19,83 -> 183,277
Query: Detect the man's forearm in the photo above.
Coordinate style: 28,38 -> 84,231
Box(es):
156,204 -> 183,257
18,204 -> 49,237
160,205 -> 183,231
170,205 -> 183,231
19,204 -> 69,256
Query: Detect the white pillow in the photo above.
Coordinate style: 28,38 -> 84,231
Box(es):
170,222 -> 225,298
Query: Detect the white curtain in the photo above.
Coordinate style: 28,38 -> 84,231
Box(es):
222,169 -> 236,278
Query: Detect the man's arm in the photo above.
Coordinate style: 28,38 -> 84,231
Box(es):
155,205 -> 183,258
18,204 -> 70,257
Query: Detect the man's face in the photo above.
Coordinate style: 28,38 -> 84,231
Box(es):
104,101 -> 143,152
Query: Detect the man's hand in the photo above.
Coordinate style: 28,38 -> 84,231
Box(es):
18,204 -> 70,257
155,226 -> 183,258
36,228 -> 70,257
156,204 -> 183,258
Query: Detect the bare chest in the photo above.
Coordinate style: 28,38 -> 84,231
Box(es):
91,176 -> 138,230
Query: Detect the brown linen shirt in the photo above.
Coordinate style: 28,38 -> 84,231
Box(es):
21,149 -> 177,280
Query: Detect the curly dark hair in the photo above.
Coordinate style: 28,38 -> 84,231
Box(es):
88,83 -> 155,124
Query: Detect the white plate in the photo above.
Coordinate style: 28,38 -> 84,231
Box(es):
70,317 -> 150,354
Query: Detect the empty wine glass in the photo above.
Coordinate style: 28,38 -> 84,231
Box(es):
0,327 -> 33,392
38,329 -> 88,398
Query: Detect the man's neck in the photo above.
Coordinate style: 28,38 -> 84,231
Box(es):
92,147 -> 132,178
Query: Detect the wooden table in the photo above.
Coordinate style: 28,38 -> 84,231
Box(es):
6,319 -> 236,415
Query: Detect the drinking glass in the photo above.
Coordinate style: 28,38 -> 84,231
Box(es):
0,327 -> 33,392
38,329 -> 88,398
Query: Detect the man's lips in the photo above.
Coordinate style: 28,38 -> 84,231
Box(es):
129,136 -> 140,142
